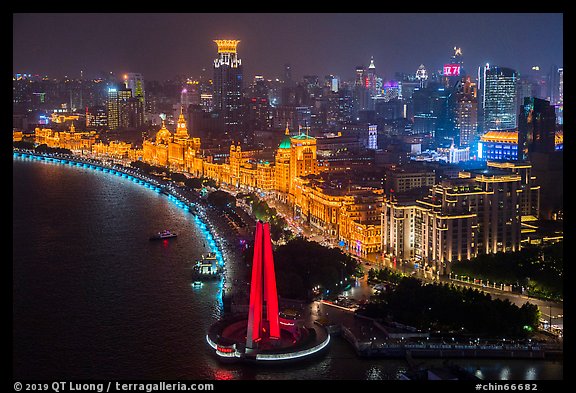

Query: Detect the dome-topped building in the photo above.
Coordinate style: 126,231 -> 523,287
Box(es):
155,120 -> 172,145
278,125 -> 292,149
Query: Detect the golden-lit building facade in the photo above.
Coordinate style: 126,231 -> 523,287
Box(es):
37,119 -> 386,258
142,120 -> 171,167
13,131 -> 23,142
169,108 -> 201,171
339,191 -> 384,256
292,176 -> 351,239
141,112 -> 201,170
34,123 -> 98,152
92,140 -> 133,159
274,127 -> 292,198
289,133 -> 319,196
256,161 -> 275,191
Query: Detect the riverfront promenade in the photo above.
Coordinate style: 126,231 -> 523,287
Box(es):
15,149 -> 562,360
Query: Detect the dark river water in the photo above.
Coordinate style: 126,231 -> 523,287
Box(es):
12,156 -> 563,380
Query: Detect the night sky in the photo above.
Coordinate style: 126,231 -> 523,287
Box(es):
13,13 -> 563,82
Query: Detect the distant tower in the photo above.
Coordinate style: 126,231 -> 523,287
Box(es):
284,63 -> 292,85
518,97 -> 556,160
213,39 -> 244,137
367,56 -> 378,98
353,65 -> 369,115
124,73 -> 145,108
174,106 -> 190,142
451,46 -> 464,75
455,77 -> 478,147
481,64 -> 518,132
107,86 -> 133,130
181,88 -> 189,110
415,64 -> 428,88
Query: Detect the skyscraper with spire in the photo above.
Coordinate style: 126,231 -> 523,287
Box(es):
367,56 -> 378,98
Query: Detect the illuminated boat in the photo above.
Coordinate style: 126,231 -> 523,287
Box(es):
191,252 -> 222,280
149,230 -> 178,240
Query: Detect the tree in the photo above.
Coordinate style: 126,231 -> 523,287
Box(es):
206,190 -> 235,209
271,237 -> 361,301
13,140 -> 34,150
170,172 -> 187,183
184,177 -> 203,189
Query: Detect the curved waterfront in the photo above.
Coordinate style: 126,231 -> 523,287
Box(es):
12,155 -> 563,380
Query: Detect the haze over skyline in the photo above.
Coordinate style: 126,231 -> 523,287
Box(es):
13,13 -> 563,81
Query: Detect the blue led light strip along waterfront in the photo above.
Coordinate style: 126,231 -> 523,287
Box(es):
13,150 -> 227,269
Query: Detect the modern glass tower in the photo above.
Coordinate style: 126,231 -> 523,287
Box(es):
213,39 -> 244,137
123,73 -> 145,108
480,64 -> 518,133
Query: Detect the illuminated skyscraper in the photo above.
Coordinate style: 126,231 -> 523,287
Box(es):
480,64 -> 518,132
213,39 -> 244,137
518,97 -> 556,160
353,65 -> 369,116
106,83 -> 144,131
367,57 -> 378,99
455,77 -> 478,147
123,73 -> 145,109
415,64 -> 428,88
107,87 -> 133,130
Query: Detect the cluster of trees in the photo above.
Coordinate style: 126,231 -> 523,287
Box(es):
13,140 -> 34,150
367,267 -> 405,284
237,193 -> 292,242
451,242 -> 563,301
129,160 -> 167,176
15,141 -> 72,155
129,162 -> 218,190
360,277 -> 540,338
244,237 -> 362,301
206,190 -> 236,209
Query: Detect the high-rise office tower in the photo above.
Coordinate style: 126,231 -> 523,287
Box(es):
353,65 -> 369,116
367,57 -> 378,99
248,75 -> 271,131
443,46 -> 465,89
213,39 -> 244,137
412,82 -> 453,142
558,68 -> 563,105
557,67 -> 563,124
283,63 -> 293,85
480,64 -> 518,132
415,64 -> 428,88
123,73 -> 145,108
455,76 -> 478,147
518,97 -> 556,160
107,85 -> 142,130
548,66 -> 563,125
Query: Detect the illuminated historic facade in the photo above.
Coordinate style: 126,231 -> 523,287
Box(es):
142,109 -> 201,170
274,126 -> 292,198
34,123 -> 98,152
31,120 -> 381,259
289,132 -> 319,196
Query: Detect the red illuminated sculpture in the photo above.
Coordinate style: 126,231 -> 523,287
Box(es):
246,221 -> 280,348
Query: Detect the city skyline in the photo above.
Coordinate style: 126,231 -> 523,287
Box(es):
13,11 -> 564,382
13,13 -> 563,81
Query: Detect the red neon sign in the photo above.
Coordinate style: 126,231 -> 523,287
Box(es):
443,64 -> 461,76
